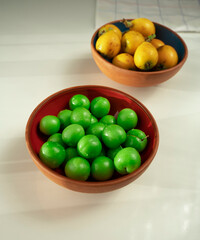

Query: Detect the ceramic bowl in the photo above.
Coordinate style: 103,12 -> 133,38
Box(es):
25,85 -> 159,193
91,20 -> 188,87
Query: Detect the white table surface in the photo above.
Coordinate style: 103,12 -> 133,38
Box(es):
0,1 -> 200,239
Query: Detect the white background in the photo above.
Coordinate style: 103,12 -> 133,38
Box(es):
0,0 -> 200,239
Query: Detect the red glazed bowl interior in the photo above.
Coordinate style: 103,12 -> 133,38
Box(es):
25,85 -> 159,193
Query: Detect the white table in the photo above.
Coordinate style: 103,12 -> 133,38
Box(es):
0,1 -> 200,239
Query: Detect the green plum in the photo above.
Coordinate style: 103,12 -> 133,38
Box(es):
57,109 -> 72,129
69,94 -> 90,110
70,107 -> 91,129
47,133 -> 66,147
124,129 -> 148,152
64,157 -> 90,181
90,97 -> 110,118
39,141 -> 66,169
102,124 -> 126,149
65,147 -> 79,162
117,108 -> 138,131
107,145 -> 123,160
62,124 -> 85,147
86,122 -> 105,140
90,115 -> 98,124
99,115 -> 116,125
91,156 -> 114,181
39,115 -> 60,135
77,135 -> 102,160
114,147 -> 141,175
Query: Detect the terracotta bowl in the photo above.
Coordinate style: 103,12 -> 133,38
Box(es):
25,85 -> 159,193
91,20 -> 188,87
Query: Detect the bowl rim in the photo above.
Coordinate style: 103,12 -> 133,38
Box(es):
25,85 -> 159,188
91,19 -> 188,75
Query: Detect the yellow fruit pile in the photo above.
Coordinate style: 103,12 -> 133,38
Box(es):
95,18 -> 178,71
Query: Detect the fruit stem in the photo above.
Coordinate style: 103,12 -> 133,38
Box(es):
156,64 -> 165,70
144,61 -> 153,70
145,34 -> 156,42
127,134 -> 149,141
141,135 -> 149,141
98,29 -> 106,37
121,18 -> 133,28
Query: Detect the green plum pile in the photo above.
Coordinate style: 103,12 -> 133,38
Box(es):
39,94 -> 148,181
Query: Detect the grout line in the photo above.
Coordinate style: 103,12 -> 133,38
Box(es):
178,0 -> 189,32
